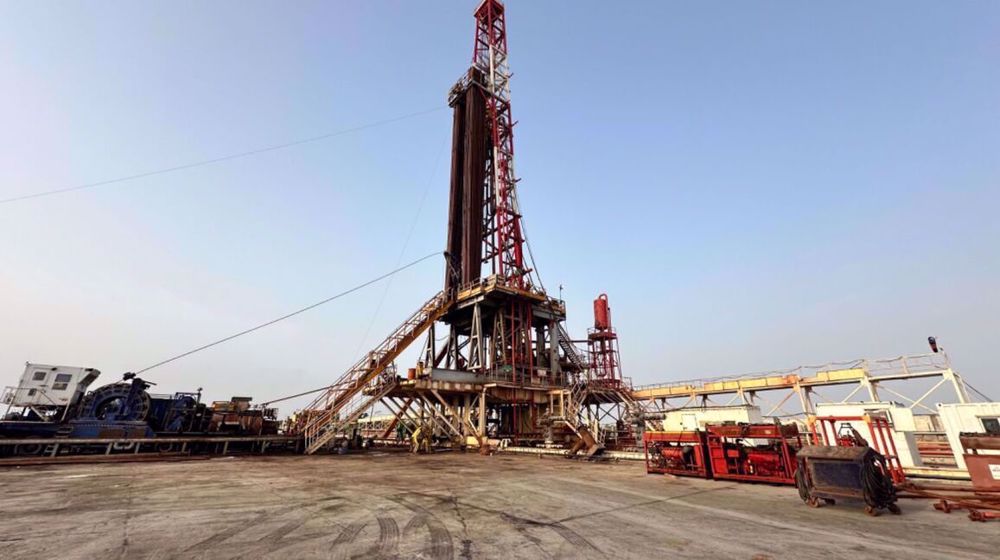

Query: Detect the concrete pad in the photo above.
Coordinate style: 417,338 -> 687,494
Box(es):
0,452 -> 995,559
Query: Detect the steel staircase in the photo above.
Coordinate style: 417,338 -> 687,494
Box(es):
552,381 -> 589,438
562,381 -> 607,456
302,290 -> 451,454
557,324 -> 588,372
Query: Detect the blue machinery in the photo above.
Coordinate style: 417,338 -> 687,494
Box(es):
1,372 -> 288,461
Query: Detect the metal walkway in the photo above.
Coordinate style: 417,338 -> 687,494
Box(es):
631,353 -> 971,418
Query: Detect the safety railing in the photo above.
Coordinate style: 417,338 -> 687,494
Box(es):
557,324 -> 588,372
302,290 -> 451,454
632,353 -> 951,392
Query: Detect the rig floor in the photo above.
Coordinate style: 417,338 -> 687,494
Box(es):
0,453 -> 994,559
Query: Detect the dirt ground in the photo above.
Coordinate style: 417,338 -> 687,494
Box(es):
0,451 -> 995,559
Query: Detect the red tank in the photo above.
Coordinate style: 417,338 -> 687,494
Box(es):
658,445 -> 689,467
593,294 -> 611,330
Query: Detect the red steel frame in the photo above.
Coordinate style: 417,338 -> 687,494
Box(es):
588,294 -> 624,388
810,414 -> 906,483
472,0 -> 529,287
960,434 -> 1000,491
472,1 -> 535,443
705,424 -> 802,485
644,424 -> 803,485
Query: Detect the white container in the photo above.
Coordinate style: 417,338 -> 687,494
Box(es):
662,405 -> 763,431
936,402 -> 1000,470
7,363 -> 101,408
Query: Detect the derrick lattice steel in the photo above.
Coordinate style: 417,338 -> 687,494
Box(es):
473,0 -> 529,287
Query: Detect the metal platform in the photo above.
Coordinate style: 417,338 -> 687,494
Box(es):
0,434 -> 300,465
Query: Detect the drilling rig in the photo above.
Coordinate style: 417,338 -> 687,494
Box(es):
298,0 -> 643,455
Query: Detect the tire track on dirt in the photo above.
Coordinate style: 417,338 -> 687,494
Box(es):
354,514 -> 399,560
387,494 -> 455,560
396,489 -> 604,558
330,518 -> 368,559
182,505 -> 300,552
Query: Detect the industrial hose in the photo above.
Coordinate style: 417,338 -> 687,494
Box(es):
861,451 -> 897,510
795,462 -> 810,502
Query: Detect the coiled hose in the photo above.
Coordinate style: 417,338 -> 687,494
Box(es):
795,462 -> 810,502
796,451 -> 898,512
861,451 -> 897,509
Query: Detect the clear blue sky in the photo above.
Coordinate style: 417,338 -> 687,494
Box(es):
1,1 -> 997,414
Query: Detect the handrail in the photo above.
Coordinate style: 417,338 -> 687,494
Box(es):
632,353 -> 952,392
557,324 -> 588,372
301,290 -> 452,454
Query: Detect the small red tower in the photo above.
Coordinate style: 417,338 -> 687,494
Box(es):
588,294 -> 624,388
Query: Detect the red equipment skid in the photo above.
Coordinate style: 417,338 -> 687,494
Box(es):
643,431 -> 710,478
705,423 -> 803,485
810,413 -> 906,484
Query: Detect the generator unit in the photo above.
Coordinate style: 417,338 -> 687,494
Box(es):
706,423 -> 802,485
644,431 -> 710,478
208,397 -> 280,435
643,422 -> 804,485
